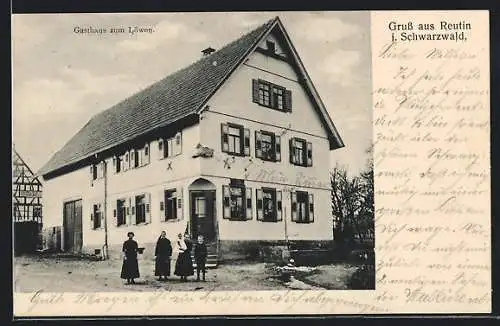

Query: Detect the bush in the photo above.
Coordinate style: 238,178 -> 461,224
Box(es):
347,264 -> 375,289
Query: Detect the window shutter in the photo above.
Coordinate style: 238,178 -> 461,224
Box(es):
138,149 -> 143,167
112,157 -> 117,173
221,124 -> 229,152
291,192 -> 298,222
245,187 -> 252,220
126,198 -> 132,226
244,128 -> 250,156
284,90 -> 292,112
114,202 -> 118,226
276,190 -> 283,221
289,138 -> 295,164
145,193 -> 151,224
175,132 -> 182,155
255,131 -> 262,158
275,135 -> 281,162
130,150 -> 136,169
223,185 -> 230,219
124,153 -> 129,171
256,189 -> 263,221
144,144 -> 150,165
159,189 -> 165,213
131,198 -> 136,225
99,203 -> 104,228
308,193 -> 314,223
307,142 -> 313,167
158,139 -> 164,160
89,165 -> 94,184
177,187 -> 183,220
252,79 -> 259,103
90,204 -> 94,224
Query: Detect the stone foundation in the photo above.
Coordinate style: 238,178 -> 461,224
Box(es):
218,240 -> 334,264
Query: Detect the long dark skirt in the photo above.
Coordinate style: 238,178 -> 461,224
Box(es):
120,257 -> 140,279
174,252 -> 194,277
155,256 -> 171,277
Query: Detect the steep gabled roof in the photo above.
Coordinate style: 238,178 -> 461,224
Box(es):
39,16 -> 344,178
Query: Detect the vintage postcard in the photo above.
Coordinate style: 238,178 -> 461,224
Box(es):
12,10 -> 490,316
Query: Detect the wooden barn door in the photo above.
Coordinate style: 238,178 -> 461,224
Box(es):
63,199 -> 83,253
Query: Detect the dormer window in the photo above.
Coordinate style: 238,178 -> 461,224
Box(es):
266,40 -> 276,53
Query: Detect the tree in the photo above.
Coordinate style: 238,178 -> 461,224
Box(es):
331,146 -> 374,247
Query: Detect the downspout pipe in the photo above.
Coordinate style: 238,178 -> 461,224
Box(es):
103,160 -> 109,260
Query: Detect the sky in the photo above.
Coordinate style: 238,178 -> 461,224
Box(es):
12,11 -> 372,177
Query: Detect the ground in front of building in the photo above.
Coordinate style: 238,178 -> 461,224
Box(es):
14,255 -> 361,292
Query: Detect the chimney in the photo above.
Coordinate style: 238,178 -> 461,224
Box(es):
201,47 -> 216,56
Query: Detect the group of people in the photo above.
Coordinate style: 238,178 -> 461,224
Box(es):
120,231 -> 208,285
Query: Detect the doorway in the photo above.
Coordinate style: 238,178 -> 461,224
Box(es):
63,199 -> 83,253
190,190 -> 216,242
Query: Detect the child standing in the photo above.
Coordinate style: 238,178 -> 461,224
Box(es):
194,235 -> 207,282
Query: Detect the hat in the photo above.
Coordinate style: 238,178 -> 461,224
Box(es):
127,232 -> 135,237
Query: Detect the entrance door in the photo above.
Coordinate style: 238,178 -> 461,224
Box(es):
63,199 -> 83,252
190,191 -> 216,242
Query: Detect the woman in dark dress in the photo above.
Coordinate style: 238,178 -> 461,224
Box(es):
154,230 -> 173,281
120,232 -> 140,284
174,233 -> 194,281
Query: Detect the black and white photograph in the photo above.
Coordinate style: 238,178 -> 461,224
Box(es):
13,11 -> 374,294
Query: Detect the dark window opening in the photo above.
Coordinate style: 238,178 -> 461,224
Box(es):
117,199 -> 126,226
165,189 -> 178,221
262,188 -> 277,222
93,204 -> 102,229
135,195 -> 146,224
266,40 -> 276,53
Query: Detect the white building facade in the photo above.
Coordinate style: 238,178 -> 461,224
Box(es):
40,17 -> 344,262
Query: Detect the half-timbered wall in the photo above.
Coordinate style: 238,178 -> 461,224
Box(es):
12,149 -> 43,224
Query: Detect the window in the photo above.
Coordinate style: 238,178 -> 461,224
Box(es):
123,153 -> 129,171
222,179 -> 252,220
272,86 -> 285,110
116,199 -> 127,226
90,163 -> 105,183
114,156 -> 122,173
291,191 -> 314,223
140,143 -> 150,166
290,137 -> 313,167
90,165 -> 98,181
159,132 -> 182,159
130,150 -> 139,169
256,188 -> 282,222
132,195 -> 150,224
221,123 -> 250,156
255,130 -> 281,162
91,203 -> 102,229
252,79 -> 292,112
258,81 -> 271,107
266,40 -> 276,53
164,189 -> 178,221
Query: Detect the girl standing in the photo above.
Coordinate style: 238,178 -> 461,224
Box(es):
174,233 -> 194,281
